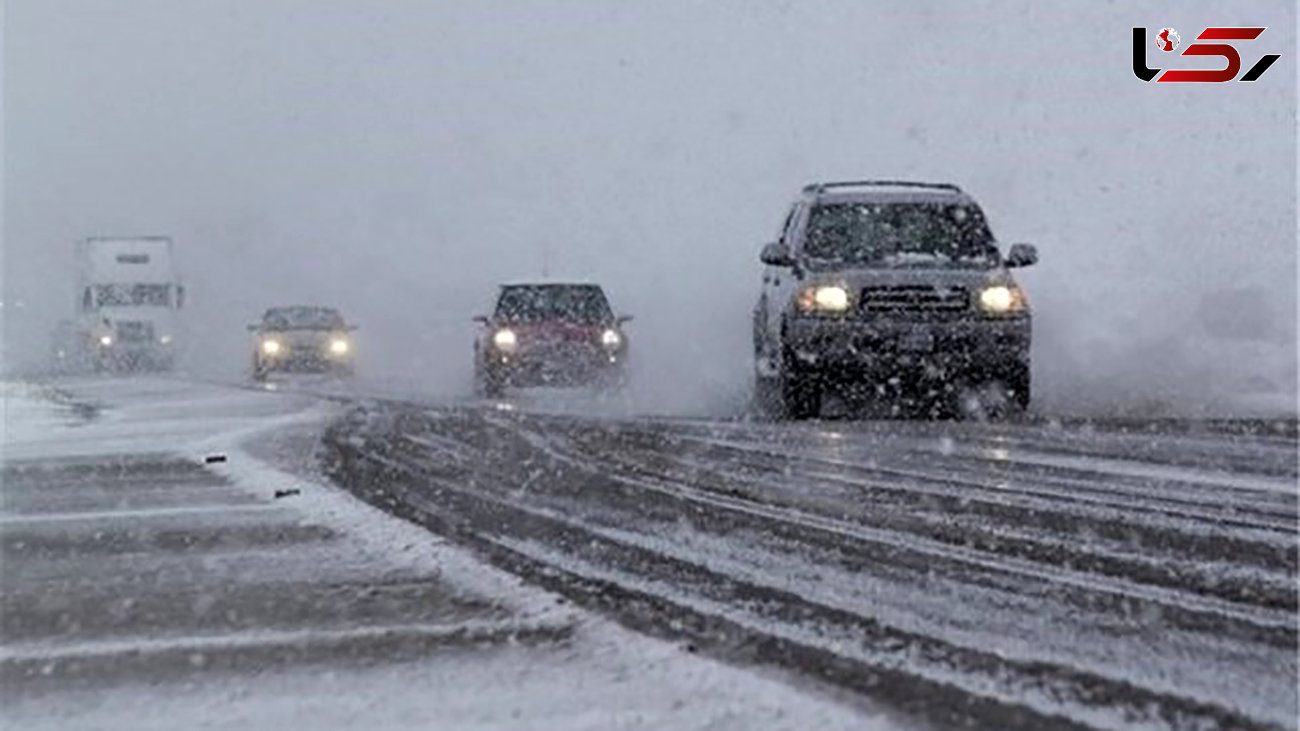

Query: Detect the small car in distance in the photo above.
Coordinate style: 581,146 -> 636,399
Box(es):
474,282 -> 631,397
249,305 -> 356,380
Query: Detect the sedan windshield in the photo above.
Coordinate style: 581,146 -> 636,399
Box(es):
263,306 -> 346,331
495,285 -> 612,323
804,203 -> 998,268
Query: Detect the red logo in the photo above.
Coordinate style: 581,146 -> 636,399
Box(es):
1156,28 -> 1180,52
1133,27 -> 1280,82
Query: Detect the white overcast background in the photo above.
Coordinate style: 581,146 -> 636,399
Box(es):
3,0 -> 1295,416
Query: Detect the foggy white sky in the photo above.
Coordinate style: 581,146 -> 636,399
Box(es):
3,0 -> 1296,415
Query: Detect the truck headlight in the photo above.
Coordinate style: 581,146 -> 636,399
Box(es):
797,285 -> 850,314
493,328 -> 518,352
99,335 -> 113,347
600,329 -> 622,349
329,337 -> 350,355
978,285 -> 1026,314
261,339 -> 282,355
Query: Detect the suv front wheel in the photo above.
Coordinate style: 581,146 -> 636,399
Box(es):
755,351 -> 821,420
476,365 -> 505,398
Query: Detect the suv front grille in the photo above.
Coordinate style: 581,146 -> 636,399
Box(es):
860,285 -> 969,313
115,321 -> 156,342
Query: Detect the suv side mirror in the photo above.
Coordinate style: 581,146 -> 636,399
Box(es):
1005,243 -> 1038,268
760,242 -> 794,267
472,315 -> 489,324
616,315 -> 634,325
246,324 -> 261,332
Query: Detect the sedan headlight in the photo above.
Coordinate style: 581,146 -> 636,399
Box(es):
600,329 -> 622,349
796,285 -> 850,314
978,285 -> 1027,314
329,337 -> 350,355
261,339 -> 282,355
492,328 -> 518,352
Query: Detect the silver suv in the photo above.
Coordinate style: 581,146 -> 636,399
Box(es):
248,305 -> 357,380
753,181 -> 1038,419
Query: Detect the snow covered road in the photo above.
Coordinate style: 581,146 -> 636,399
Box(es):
0,378 -> 893,730
325,396 -> 1298,730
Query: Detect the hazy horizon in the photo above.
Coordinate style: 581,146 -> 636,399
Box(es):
4,0 -> 1295,417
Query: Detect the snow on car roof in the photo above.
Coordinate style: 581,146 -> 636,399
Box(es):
812,190 -> 977,206
265,304 -> 342,313
498,280 -> 603,288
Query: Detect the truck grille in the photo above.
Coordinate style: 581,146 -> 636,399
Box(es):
860,285 -> 969,313
115,321 -> 156,342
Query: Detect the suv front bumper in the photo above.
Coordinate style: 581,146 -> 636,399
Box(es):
784,314 -> 1029,378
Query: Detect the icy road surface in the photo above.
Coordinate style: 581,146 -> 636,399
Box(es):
0,378 -> 891,731
324,391 -> 1298,730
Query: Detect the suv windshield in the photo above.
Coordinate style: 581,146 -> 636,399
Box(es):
263,307 -> 345,331
495,285 -> 612,323
803,203 -> 998,268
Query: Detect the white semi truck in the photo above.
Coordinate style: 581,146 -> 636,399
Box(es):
66,236 -> 185,372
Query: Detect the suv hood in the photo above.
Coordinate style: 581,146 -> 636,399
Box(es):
805,266 -> 1017,291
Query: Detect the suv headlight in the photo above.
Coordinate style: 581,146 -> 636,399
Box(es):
493,328 -> 518,352
978,285 -> 1027,314
796,285 -> 850,314
261,338 -> 282,355
329,337 -> 350,355
600,329 -> 622,349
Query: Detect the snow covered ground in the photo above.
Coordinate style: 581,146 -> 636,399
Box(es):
1,377 -> 897,730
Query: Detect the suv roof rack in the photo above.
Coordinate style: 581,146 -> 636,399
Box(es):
802,180 -> 963,195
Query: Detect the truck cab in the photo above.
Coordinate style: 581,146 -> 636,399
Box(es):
74,237 -> 184,372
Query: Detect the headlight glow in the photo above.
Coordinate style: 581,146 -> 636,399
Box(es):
978,285 -> 1024,314
98,335 -> 113,347
329,338 -> 349,355
261,339 -> 282,355
493,329 -> 518,351
601,329 -> 622,348
797,285 -> 850,313
159,335 -> 173,345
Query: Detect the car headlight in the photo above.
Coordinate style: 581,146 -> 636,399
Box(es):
261,339 -> 282,355
329,337 -> 350,355
159,335 -> 173,345
493,328 -> 518,351
600,329 -> 622,349
797,285 -> 850,314
99,335 -> 113,347
978,285 -> 1027,314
